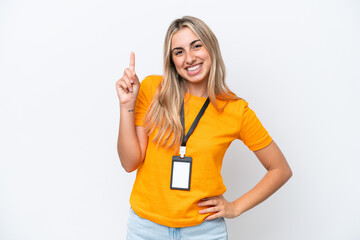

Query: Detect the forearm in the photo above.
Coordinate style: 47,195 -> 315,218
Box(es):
117,103 -> 142,172
234,166 -> 292,216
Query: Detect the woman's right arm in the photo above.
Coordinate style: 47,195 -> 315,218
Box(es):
116,52 -> 148,172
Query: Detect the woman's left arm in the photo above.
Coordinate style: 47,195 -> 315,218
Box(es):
198,141 -> 292,220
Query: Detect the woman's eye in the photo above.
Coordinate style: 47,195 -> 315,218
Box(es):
194,44 -> 202,49
174,50 -> 183,56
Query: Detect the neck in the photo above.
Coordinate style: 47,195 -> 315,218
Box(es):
186,81 -> 208,98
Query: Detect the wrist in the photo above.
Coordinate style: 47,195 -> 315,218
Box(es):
233,199 -> 245,217
120,107 -> 136,113
120,101 -> 136,111
121,109 -> 135,114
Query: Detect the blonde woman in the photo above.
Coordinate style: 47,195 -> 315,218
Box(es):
116,16 -> 292,240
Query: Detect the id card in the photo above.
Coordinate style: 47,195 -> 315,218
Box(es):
170,156 -> 192,191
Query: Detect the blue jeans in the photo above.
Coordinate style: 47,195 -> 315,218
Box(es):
127,208 -> 228,240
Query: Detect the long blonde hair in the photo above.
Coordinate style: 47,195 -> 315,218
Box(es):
144,16 -> 239,148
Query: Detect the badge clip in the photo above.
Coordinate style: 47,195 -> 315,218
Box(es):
179,146 -> 186,158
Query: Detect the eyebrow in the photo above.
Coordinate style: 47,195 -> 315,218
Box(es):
171,39 -> 201,53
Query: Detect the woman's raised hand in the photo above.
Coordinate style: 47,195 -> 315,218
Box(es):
116,52 -> 140,106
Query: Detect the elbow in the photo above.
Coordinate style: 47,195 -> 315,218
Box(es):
123,164 -> 138,173
284,166 -> 293,182
124,167 -> 137,173
117,151 -> 141,173
288,167 -> 293,178
272,164 -> 292,183
120,157 -> 141,173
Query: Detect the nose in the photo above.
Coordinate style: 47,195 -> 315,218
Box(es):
185,51 -> 196,65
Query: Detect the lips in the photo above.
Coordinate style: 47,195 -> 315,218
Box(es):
186,63 -> 202,75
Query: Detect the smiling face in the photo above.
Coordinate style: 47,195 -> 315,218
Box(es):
171,27 -> 212,92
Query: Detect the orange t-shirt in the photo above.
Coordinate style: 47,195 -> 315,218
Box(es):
130,75 -> 272,227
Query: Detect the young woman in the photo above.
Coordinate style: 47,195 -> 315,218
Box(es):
116,16 -> 292,240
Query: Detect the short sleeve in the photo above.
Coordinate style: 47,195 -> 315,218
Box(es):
134,75 -> 162,126
238,102 -> 273,151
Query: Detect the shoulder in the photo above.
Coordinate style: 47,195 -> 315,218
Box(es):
216,97 -> 249,114
231,98 -> 248,107
140,75 -> 163,89
138,75 -> 163,99
137,75 -> 163,105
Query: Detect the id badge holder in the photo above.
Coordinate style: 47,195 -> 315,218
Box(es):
170,155 -> 192,191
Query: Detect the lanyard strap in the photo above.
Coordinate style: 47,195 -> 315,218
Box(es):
179,97 -> 210,158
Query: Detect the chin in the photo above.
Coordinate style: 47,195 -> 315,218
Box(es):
181,71 -> 207,83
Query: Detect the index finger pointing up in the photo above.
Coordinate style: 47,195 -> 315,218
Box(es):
129,51 -> 135,71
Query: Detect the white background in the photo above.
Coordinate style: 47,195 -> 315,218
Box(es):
1,0 -> 359,239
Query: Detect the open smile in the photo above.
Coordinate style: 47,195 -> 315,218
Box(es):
186,63 -> 202,75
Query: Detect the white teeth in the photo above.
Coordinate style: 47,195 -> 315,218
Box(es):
187,64 -> 201,71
